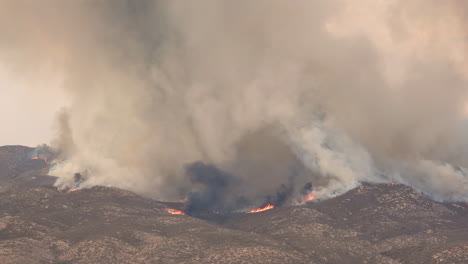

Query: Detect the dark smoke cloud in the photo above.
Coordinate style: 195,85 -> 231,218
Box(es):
301,183 -> 313,195
1,1 -> 468,202
184,162 -> 247,215
263,184 -> 294,207
184,163 -> 310,214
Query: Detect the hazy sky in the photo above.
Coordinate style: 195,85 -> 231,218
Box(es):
0,65 -> 66,146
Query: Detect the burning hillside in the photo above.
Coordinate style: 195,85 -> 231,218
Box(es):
2,0 -> 468,262
245,204 -> 275,214
165,162 -> 319,217
1,147 -> 467,264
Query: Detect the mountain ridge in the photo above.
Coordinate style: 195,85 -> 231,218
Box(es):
0,145 -> 467,263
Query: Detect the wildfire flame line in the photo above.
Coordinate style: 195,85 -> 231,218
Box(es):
298,193 -> 315,204
245,204 -> 275,214
31,156 -> 48,163
166,209 -> 185,215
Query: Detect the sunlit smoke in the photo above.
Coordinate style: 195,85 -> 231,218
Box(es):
1,1 -> 468,203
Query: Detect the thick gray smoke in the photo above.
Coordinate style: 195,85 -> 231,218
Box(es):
1,0 -> 468,202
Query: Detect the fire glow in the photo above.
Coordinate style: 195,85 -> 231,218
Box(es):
31,156 -> 47,163
298,193 -> 315,204
245,204 -> 275,214
166,209 -> 185,215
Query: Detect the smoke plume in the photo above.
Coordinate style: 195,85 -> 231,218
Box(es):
1,0 -> 468,202
184,162 -> 246,215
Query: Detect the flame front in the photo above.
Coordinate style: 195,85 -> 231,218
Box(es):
298,193 -> 315,204
166,209 -> 185,215
245,204 -> 275,214
31,156 -> 48,163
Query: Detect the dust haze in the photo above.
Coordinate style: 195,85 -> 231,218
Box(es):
1,0 -> 468,202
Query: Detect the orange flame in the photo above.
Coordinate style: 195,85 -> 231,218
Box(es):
298,193 -> 315,204
67,188 -> 79,193
245,204 -> 275,214
32,156 -> 48,163
166,209 -> 185,215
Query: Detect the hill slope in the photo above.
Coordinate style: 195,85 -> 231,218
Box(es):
0,146 -> 467,263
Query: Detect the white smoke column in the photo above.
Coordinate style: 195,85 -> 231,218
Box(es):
1,0 -> 468,201
387,160 -> 468,202
286,114 -> 380,199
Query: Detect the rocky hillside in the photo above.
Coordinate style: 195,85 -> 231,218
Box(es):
0,146 -> 467,263
0,146 -> 45,180
0,146 -> 52,194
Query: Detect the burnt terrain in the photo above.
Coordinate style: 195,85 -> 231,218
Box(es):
0,145 -> 467,263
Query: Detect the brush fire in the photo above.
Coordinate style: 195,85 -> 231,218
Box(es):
31,156 -> 48,163
166,209 -> 186,215
55,162 -> 316,217
245,204 -> 275,214
163,177 -> 316,217
300,193 -> 315,203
